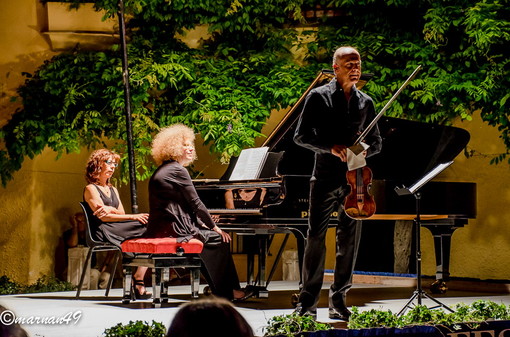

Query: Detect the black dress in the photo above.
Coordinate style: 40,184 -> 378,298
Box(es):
146,160 -> 241,299
86,185 -> 147,247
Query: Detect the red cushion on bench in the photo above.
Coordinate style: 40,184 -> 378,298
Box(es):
121,238 -> 204,254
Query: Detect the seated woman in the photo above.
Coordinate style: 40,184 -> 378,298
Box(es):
83,148 -> 151,299
146,124 -> 252,301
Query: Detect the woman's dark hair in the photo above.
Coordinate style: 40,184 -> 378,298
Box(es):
166,298 -> 254,337
84,149 -> 120,185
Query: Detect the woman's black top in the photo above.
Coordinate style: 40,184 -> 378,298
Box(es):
146,160 -> 215,242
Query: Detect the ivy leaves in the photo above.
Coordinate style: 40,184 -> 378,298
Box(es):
2,0 -> 509,186
0,37 -> 311,185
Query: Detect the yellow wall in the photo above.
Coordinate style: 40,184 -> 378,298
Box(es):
0,0 -> 509,286
1,0 -> 56,284
421,114 -> 510,280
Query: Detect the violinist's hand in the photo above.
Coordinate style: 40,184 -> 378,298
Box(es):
212,225 -> 231,243
331,145 -> 348,162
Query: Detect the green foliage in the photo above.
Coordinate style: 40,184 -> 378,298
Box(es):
400,304 -> 453,327
264,302 -> 510,335
0,275 -> 22,295
1,0 -> 509,186
103,320 -> 166,337
264,312 -> 331,337
451,300 -> 510,323
0,275 -> 74,295
23,275 -> 76,293
347,307 -> 404,329
348,300 -> 510,329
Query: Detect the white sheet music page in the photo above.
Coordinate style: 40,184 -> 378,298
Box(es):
408,161 -> 454,194
346,142 -> 370,171
229,147 -> 269,181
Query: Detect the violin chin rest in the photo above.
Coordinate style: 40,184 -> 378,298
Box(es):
345,207 -> 374,220
345,208 -> 360,217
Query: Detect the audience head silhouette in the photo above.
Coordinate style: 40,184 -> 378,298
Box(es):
0,305 -> 29,337
166,298 -> 254,337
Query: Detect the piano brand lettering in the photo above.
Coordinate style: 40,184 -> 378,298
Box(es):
300,211 -> 339,218
433,321 -> 510,337
445,328 -> 510,337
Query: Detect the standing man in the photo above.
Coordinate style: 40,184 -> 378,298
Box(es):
293,46 -> 382,321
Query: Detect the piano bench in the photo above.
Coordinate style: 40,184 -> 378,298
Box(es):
120,238 -> 203,307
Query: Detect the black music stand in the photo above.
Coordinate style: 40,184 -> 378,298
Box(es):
394,161 -> 455,316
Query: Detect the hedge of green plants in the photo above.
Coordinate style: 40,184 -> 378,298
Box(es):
0,275 -> 74,295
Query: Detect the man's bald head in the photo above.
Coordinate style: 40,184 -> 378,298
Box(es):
332,46 -> 362,91
332,46 -> 360,66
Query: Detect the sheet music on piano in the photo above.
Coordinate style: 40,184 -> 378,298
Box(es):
229,147 -> 269,181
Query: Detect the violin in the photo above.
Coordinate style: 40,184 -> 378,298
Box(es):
344,166 -> 376,220
343,65 -> 422,220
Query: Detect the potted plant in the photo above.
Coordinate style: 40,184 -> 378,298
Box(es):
103,320 -> 166,337
263,300 -> 510,337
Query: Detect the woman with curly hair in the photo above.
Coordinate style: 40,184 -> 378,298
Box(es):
83,148 -> 151,299
146,124 -> 252,301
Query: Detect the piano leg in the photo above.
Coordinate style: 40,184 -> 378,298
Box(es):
232,228 -> 307,300
246,238 -> 255,286
257,236 -> 269,298
290,226 -> 307,307
243,235 -> 258,286
252,233 -> 294,298
294,227 -> 306,286
242,234 -> 270,298
421,221 -> 464,294
266,234 -> 290,286
259,228 -> 306,303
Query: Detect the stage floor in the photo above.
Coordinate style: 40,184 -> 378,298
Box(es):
1,280 -> 510,337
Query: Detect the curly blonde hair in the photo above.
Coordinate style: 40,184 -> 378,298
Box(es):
85,149 -> 120,185
151,124 -> 197,166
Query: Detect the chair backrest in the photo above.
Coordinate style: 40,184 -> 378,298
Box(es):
79,201 -> 118,250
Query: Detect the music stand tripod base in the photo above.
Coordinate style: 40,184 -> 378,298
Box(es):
394,161 -> 455,316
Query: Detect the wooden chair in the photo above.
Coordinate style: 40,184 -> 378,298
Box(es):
121,237 -> 203,308
76,201 -> 121,298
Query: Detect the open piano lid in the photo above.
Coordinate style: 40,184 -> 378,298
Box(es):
262,69 -> 471,183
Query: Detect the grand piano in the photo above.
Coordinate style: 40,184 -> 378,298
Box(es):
194,69 -> 476,297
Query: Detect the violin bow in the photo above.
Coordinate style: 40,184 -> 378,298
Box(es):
354,65 -> 422,146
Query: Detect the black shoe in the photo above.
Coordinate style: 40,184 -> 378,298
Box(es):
328,307 -> 351,321
232,287 -> 256,302
133,279 -> 152,300
294,304 -> 317,320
